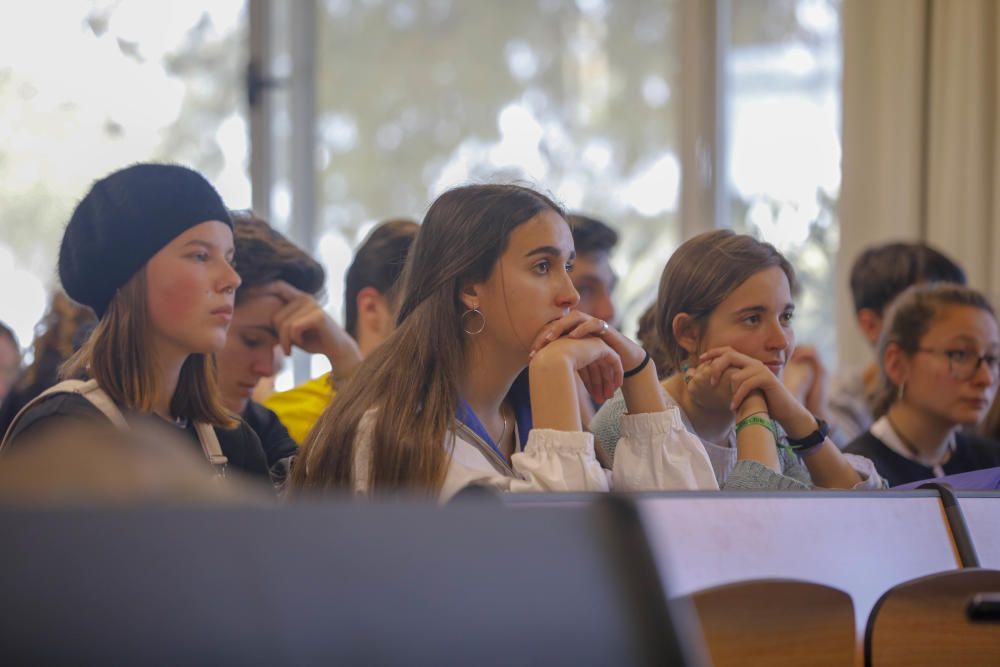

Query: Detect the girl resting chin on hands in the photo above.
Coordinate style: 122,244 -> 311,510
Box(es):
292,184 -> 716,500
591,230 -> 885,491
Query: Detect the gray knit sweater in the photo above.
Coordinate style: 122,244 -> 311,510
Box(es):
590,389 -> 884,491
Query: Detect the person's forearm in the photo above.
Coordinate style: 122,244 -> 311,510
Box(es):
779,407 -> 861,488
529,355 -> 582,431
734,392 -> 780,473
799,442 -> 861,488
620,361 -> 665,415
325,338 -> 363,380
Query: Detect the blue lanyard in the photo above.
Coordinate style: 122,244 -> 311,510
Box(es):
455,370 -> 533,459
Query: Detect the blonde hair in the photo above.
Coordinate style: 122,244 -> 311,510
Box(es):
62,269 -> 235,428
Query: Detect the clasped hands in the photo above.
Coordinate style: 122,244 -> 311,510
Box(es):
527,311 -> 647,403
684,346 -> 815,432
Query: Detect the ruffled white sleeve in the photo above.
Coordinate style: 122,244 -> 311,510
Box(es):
506,429 -> 611,492
612,408 -> 720,491
508,413 -> 719,493
354,407 -> 719,501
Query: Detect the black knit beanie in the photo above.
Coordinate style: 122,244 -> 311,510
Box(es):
59,163 -> 232,318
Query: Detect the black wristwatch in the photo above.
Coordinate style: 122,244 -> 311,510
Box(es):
785,418 -> 830,451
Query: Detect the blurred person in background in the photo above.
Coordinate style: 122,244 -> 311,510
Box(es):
0,292 -> 97,436
829,242 -> 966,443
0,322 -> 20,408
567,213 -> 618,427
262,218 -> 419,443
567,214 -> 618,326
217,211 -> 355,487
845,283 -> 1000,486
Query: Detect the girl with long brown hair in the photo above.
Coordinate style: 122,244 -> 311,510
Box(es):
293,184 -> 715,498
1,164 -> 270,481
591,229 -> 885,490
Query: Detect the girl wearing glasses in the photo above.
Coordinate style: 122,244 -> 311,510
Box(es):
844,283 -> 1000,486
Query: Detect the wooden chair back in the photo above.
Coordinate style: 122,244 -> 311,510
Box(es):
866,568 -> 1000,667
690,579 -> 855,667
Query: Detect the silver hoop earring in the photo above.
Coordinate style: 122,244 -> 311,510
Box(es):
462,308 -> 486,335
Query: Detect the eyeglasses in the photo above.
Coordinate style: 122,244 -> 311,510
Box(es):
916,348 -> 1000,382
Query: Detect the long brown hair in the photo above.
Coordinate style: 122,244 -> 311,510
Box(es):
873,282 -> 995,418
293,184 -> 564,495
62,269 -> 235,428
655,229 -> 796,375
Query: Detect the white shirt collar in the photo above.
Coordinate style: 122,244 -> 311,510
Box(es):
870,416 -> 956,477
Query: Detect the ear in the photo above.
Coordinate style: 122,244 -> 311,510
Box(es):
357,287 -> 392,337
672,312 -> 700,360
458,282 -> 482,312
882,341 -> 910,389
857,308 -> 883,347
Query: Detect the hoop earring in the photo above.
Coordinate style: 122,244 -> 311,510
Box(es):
462,308 -> 486,335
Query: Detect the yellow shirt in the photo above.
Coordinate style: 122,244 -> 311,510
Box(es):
262,372 -> 337,444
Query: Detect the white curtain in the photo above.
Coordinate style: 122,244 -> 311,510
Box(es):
839,0 -> 1000,367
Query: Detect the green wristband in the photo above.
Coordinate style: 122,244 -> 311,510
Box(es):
735,414 -> 778,441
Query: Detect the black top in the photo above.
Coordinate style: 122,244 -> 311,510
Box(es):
241,400 -> 298,484
4,393 -> 271,481
844,429 -> 1000,487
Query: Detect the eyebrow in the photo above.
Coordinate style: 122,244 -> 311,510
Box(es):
524,245 -> 576,260
945,334 -> 999,348
184,239 -> 235,257
241,324 -> 279,337
733,303 -> 795,316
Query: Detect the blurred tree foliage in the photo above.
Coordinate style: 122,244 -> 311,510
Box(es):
0,2 -> 243,288
317,0 -> 682,331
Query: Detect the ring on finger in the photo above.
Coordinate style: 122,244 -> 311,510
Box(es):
598,320 -> 609,335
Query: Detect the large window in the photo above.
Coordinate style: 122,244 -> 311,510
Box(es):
314,0 -> 682,340
726,0 -> 842,360
0,0 -> 248,349
0,0 -> 844,384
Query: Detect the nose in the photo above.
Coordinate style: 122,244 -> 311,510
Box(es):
251,345 -> 282,378
971,357 -> 997,387
765,318 -> 792,353
219,260 -> 242,294
557,272 -> 580,311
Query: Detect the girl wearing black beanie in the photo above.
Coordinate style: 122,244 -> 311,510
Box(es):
0,163 -> 270,484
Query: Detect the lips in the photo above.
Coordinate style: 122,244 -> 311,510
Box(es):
764,361 -> 785,375
961,397 -> 990,409
211,305 -> 234,322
